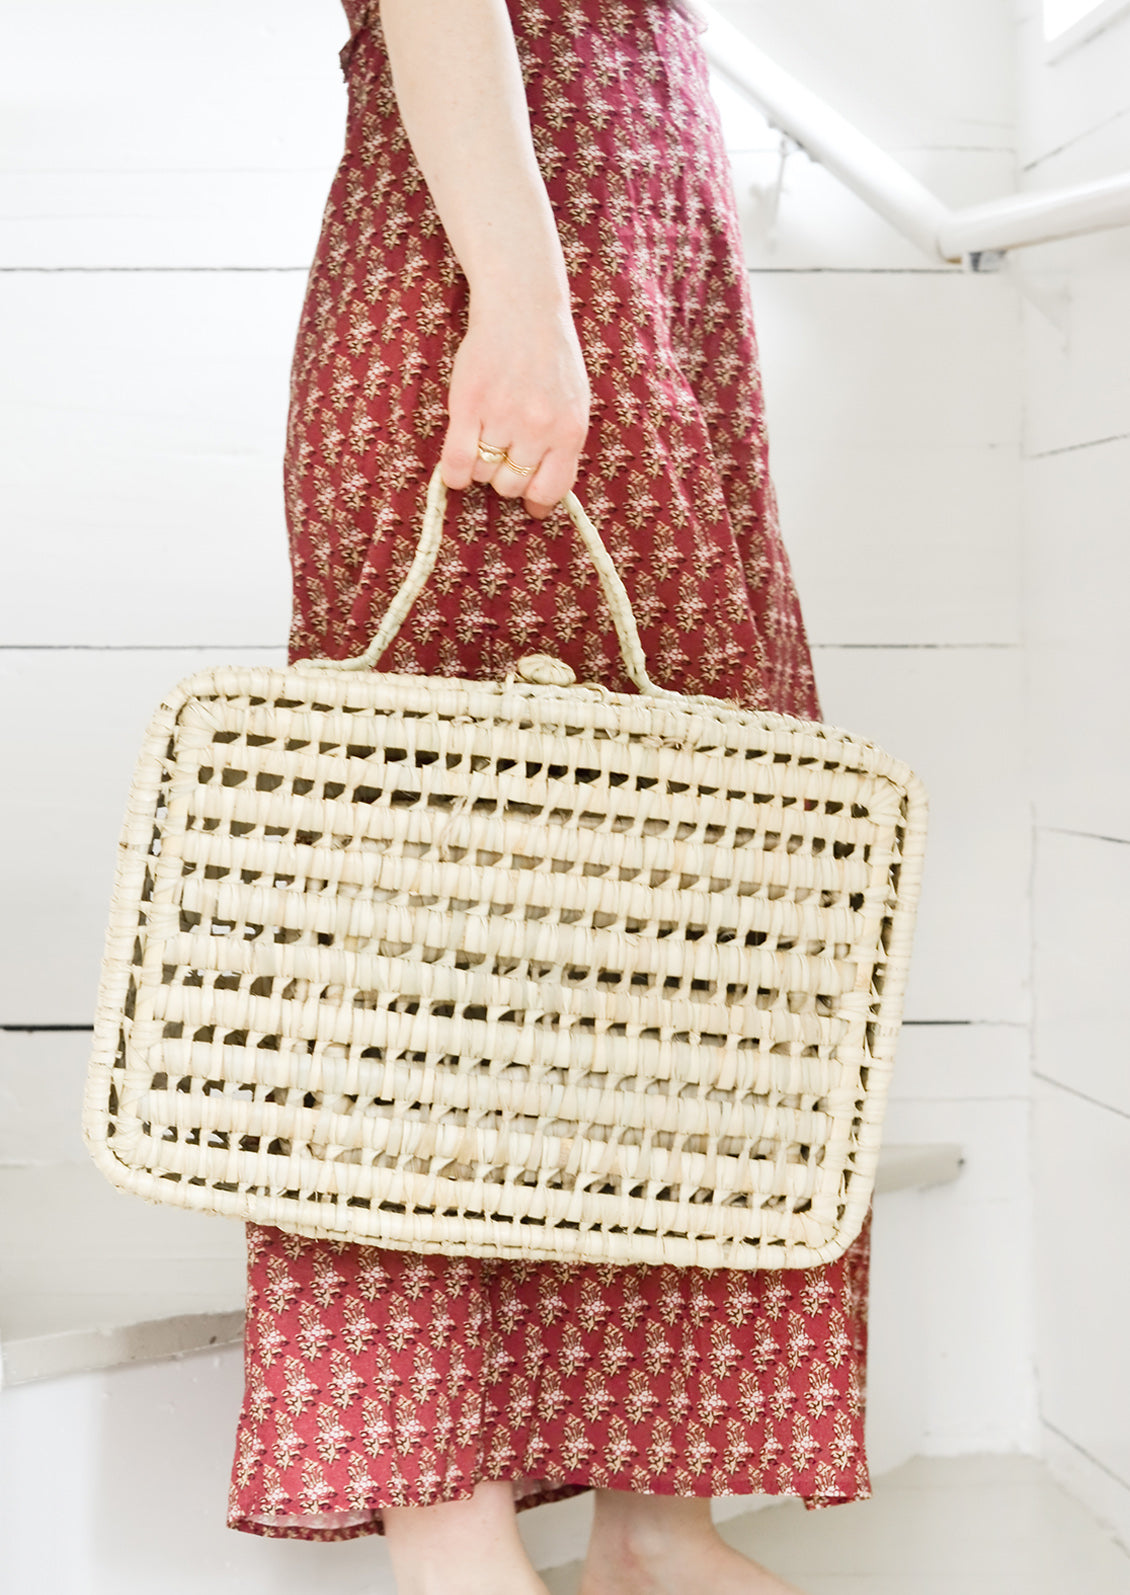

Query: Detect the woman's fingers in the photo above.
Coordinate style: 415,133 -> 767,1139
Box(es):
489,448 -> 540,497
438,416 -> 482,490
471,437 -> 512,484
442,424 -> 581,517
517,446 -> 578,518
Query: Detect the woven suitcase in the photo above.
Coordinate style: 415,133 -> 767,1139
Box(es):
83,464 -> 928,1269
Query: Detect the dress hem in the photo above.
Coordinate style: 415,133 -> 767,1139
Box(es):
228,1471 -> 871,1541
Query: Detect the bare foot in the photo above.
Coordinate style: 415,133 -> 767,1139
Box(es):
384,1478 -> 552,1595
580,1521 -> 806,1595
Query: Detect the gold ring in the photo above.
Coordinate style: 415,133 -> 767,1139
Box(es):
503,454 -> 536,476
476,441 -> 508,464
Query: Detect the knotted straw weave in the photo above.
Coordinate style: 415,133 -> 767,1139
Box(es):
83,465 -> 928,1269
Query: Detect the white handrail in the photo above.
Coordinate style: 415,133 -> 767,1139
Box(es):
697,1 -> 1130,267
937,171 -> 1130,257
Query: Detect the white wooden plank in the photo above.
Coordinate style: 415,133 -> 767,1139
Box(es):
0,272 -> 300,645
887,1020 -> 1030,1104
0,171 -> 336,270
1015,115 -> 1130,459
811,645 -> 1030,1024
1034,1080 -> 1130,1499
881,1096 -> 1038,1452
0,1165 -> 246,1348
1020,251 -> 1130,460
0,151 -> 1018,274
732,150 -> 1017,272
1017,4 -> 1130,169
752,273 -> 1022,450
772,440 -> 1021,646
2,0 -> 346,174
1023,440 -> 1130,840
712,0 -> 1015,152
4,0 -> 1014,182
1033,831 -> 1130,1115
0,1031 -> 91,1164
0,154 -> 1013,275
0,648 -> 283,1027
1016,102 -> 1130,460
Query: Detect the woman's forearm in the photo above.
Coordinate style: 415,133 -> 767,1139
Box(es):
378,0 -> 570,311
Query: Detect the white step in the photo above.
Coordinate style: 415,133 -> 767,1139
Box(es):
0,1145 -> 963,1387
541,1455 -> 1130,1595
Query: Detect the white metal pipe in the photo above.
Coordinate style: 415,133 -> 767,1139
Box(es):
696,2 -> 952,263
940,171 -> 1130,258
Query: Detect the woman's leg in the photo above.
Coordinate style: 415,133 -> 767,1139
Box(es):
383,1479 -> 550,1595
579,1488 -> 806,1595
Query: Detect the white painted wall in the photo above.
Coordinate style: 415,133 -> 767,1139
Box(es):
715,0 -> 1035,1460
1013,0 -> 1130,1551
1,0 -> 1045,1587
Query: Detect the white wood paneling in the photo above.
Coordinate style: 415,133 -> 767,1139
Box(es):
865,1189 -> 932,1473
880,1097 -> 1038,1453
1017,4 -> 1130,168
752,273 -> 1021,450
0,1165 -> 245,1345
0,648 -> 283,1027
811,645 -> 1029,1024
1020,252 -> 1130,460
0,172 -> 337,270
0,273 -> 300,646
887,1021 -> 1030,1104
713,0 -> 1016,151
1023,440 -> 1130,840
1017,0 -> 1130,1536
770,440 -> 1020,646
1033,1080 -> 1130,1498
1032,831 -> 1130,1115
1017,117 -> 1130,461
0,1031 -> 90,1165
0,151 -> 1026,274
2,0 -> 347,173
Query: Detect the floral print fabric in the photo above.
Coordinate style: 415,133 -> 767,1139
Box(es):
227,0 -> 872,1539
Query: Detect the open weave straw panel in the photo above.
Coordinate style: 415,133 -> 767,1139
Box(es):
83,654 -> 927,1269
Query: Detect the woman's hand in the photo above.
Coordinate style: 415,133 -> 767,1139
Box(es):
440,291 -> 591,519
378,0 -> 589,517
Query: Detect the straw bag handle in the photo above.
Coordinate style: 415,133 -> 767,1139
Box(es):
293,463 -> 684,700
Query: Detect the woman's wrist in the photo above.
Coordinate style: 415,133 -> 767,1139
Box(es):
458,196 -> 572,317
468,265 -> 573,322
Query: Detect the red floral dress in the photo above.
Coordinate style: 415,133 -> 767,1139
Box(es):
227,0 -> 872,1539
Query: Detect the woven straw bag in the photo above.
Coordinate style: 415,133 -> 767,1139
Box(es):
83,464 -> 928,1269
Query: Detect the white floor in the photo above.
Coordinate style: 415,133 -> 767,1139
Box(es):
541,1456 -> 1130,1595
